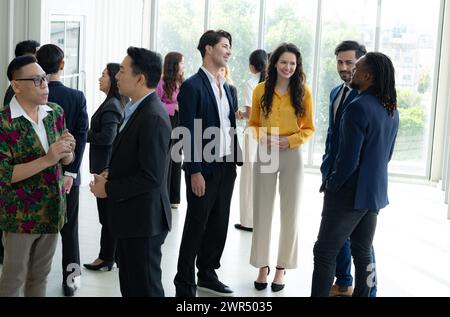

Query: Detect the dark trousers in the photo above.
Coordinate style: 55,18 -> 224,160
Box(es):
117,231 -> 168,297
60,186 -> 80,285
168,112 -> 181,204
336,239 -> 377,297
97,198 -> 118,263
311,194 -> 378,297
174,163 -> 237,297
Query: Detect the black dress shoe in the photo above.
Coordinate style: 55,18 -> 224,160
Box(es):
83,260 -> 114,271
0,254 -> 3,265
197,279 -> 234,297
63,284 -> 76,297
234,224 -> 253,232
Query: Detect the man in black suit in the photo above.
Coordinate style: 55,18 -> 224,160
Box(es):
174,30 -> 242,297
36,44 -> 88,296
3,40 -> 40,107
90,47 -> 172,297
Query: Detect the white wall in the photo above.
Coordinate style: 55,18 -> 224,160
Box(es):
432,0 -> 450,181
0,0 -> 9,96
0,0 -> 43,98
38,0 -> 152,185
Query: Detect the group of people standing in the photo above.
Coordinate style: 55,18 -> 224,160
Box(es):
0,28 -> 398,298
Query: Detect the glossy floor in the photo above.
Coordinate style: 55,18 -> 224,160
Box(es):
1,171 -> 450,297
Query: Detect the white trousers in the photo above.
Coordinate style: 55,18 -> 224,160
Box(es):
238,127 -> 258,228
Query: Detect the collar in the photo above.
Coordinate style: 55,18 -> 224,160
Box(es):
251,72 -> 261,81
342,83 -> 352,90
10,96 -> 53,120
201,66 -> 226,86
124,91 -> 154,116
48,80 -> 64,87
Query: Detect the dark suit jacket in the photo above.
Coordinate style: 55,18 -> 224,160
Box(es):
178,68 -> 242,176
3,85 -> 14,106
87,97 -> 123,174
48,81 -> 89,186
325,88 -> 399,210
320,84 -> 358,182
105,92 -> 172,238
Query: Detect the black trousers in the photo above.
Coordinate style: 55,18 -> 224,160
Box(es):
168,112 -> 181,204
174,163 -> 237,297
61,186 -> 80,285
311,192 -> 378,297
97,198 -> 118,263
117,231 -> 168,297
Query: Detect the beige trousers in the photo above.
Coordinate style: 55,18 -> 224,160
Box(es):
250,146 -> 303,269
0,232 -> 58,297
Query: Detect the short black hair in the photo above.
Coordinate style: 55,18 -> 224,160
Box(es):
36,44 -> 65,75
197,30 -> 232,58
15,40 -> 40,57
7,55 -> 37,81
335,41 -> 367,59
127,47 -> 162,88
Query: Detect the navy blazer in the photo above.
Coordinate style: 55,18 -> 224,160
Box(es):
320,84 -> 358,182
178,68 -> 242,176
48,81 -> 89,186
105,92 -> 172,238
87,97 -> 123,174
325,88 -> 399,210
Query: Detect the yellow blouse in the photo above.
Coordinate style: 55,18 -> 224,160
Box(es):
248,82 -> 315,148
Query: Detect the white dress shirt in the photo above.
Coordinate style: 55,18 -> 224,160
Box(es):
201,67 -> 232,158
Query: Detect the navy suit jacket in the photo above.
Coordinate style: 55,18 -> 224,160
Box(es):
105,92 -> 172,238
48,81 -> 88,186
325,88 -> 399,210
320,84 -> 358,183
178,68 -> 242,176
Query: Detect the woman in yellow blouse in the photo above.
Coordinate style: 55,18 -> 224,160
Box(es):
249,43 -> 315,292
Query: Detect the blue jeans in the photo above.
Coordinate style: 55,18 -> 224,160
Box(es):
336,239 -> 377,297
311,196 -> 378,297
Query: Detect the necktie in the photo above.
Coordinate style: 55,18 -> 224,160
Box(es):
334,86 -> 349,120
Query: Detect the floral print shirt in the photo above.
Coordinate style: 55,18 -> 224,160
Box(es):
0,102 -> 67,234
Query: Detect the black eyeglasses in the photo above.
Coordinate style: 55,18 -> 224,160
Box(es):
15,74 -> 50,87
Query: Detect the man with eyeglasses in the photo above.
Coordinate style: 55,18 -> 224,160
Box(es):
0,40 -> 40,265
0,55 -> 75,296
36,44 -> 88,297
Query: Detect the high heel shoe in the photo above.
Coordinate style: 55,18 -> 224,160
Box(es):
254,266 -> 270,290
271,267 -> 285,292
83,260 -> 114,271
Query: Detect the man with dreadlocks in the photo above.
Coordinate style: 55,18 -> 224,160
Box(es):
311,52 -> 399,297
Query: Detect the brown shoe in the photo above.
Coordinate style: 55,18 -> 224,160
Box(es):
329,284 -> 353,297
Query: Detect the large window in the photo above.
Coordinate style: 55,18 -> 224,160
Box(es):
312,0 -> 378,166
379,0 -> 442,176
264,0 -> 317,82
157,0 -> 205,77
51,17 -> 83,90
210,0 -> 260,110
152,0 -> 444,177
